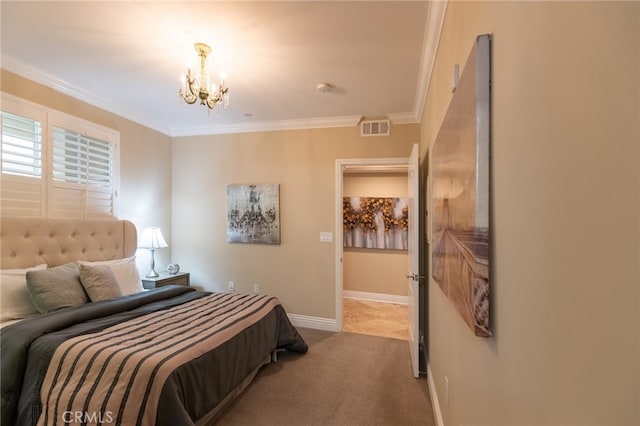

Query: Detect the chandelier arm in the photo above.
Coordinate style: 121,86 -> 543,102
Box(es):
182,95 -> 198,105
205,93 -> 221,109
180,69 -> 199,104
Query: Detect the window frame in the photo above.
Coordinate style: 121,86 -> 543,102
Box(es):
1,93 -> 120,218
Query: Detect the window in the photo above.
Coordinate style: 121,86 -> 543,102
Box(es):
0,94 -> 120,218
52,127 -> 113,187
1,111 -> 42,178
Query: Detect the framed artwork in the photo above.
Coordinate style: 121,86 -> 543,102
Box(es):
431,34 -> 491,337
226,184 -> 280,244
343,196 -> 409,250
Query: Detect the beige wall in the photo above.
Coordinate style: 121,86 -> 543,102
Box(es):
420,2 -> 639,425
343,173 -> 408,297
171,125 -> 417,317
0,70 -> 174,273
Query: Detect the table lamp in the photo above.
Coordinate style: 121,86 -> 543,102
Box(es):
139,226 -> 168,278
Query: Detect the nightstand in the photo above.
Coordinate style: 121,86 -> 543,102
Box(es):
142,272 -> 190,289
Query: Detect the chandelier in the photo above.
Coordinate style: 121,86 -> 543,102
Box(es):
179,42 -> 229,113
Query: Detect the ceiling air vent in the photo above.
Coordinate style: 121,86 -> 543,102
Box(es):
360,119 -> 390,137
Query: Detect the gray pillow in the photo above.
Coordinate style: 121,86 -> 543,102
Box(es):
26,263 -> 89,313
79,264 -> 123,302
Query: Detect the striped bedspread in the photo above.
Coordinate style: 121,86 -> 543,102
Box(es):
37,292 -> 282,426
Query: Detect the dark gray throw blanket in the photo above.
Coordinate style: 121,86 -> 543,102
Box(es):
1,286 -> 307,426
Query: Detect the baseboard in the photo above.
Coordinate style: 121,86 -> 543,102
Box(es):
287,313 -> 340,332
343,290 -> 408,305
427,363 -> 444,426
287,290 -> 408,332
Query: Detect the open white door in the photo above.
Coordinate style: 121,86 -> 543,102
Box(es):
407,143 -> 420,378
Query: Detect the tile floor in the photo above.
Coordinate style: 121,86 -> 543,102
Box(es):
342,298 -> 408,340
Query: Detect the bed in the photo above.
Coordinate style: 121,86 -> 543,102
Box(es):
0,217 -> 307,426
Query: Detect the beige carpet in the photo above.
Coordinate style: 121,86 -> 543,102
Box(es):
215,328 -> 436,426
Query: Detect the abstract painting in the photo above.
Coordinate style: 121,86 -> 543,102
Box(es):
226,184 -> 280,244
431,35 -> 491,337
343,196 -> 409,250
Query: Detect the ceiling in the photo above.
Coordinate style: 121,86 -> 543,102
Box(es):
1,1 -> 444,137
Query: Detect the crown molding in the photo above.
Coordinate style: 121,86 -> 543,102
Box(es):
383,0 -> 448,127
1,55 -> 173,136
387,112 -> 420,124
413,0 -> 448,121
170,115 -> 363,137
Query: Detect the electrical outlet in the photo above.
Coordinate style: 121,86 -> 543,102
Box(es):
253,284 -> 259,294
444,376 -> 449,406
228,281 -> 235,291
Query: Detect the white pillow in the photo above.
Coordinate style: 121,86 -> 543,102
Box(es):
1,264 -> 47,322
77,256 -> 143,295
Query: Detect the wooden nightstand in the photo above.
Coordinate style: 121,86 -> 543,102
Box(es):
142,272 -> 190,289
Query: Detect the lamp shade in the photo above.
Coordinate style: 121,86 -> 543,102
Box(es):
139,227 -> 168,249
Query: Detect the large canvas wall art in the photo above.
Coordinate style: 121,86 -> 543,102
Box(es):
343,197 -> 409,250
226,184 -> 280,244
430,34 -> 492,337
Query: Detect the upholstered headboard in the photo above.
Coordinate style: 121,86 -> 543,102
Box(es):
0,218 -> 137,270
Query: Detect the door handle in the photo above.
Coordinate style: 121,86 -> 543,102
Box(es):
406,273 -> 425,281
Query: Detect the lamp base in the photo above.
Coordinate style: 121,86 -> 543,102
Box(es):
147,248 -> 159,278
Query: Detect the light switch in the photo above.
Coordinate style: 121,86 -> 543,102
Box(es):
319,232 -> 333,242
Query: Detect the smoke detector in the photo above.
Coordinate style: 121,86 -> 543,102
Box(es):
316,83 -> 333,93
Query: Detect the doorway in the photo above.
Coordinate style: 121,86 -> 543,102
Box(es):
341,168 -> 410,340
336,158 -> 408,340
336,145 -> 421,377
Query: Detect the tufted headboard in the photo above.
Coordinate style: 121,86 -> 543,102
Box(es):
0,217 -> 137,270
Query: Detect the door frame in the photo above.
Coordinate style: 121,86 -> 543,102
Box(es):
334,157 -> 410,332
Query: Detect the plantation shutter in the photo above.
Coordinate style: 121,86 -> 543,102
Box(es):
50,126 -> 115,218
1,94 -> 120,219
1,112 -> 42,177
0,110 -> 45,217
